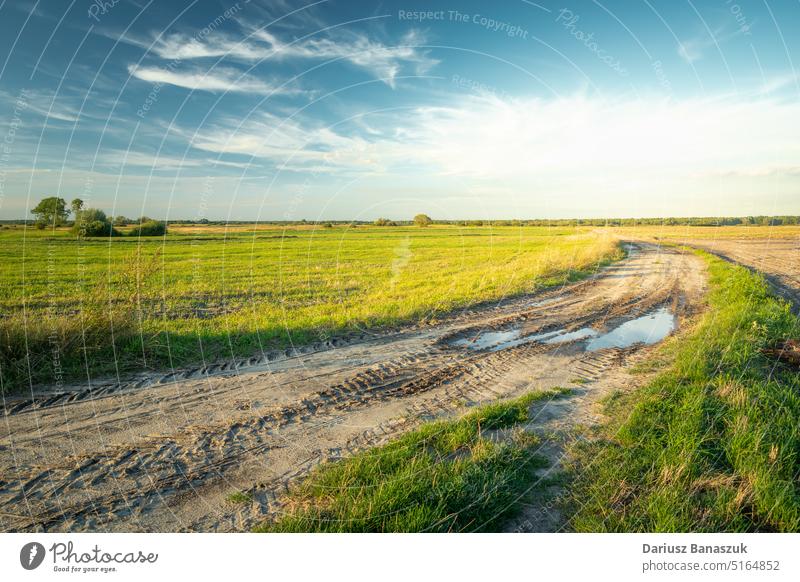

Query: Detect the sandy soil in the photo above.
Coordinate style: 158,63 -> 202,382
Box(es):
678,238 -> 800,308
0,243 -> 707,532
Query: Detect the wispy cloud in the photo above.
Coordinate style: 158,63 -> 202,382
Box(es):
185,111 -> 369,171
677,39 -> 706,64
755,73 -> 799,95
677,24 -> 743,64
1,89 -> 80,122
135,27 -> 436,87
100,149 -> 254,171
249,28 -> 436,87
127,64 -> 299,94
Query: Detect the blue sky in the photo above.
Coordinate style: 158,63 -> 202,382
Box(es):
0,0 -> 798,221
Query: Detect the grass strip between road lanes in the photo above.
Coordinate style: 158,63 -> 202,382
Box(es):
567,249 -> 800,532
255,388 -> 572,532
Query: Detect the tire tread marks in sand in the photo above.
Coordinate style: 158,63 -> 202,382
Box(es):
0,243 -> 708,532
0,342 -> 548,531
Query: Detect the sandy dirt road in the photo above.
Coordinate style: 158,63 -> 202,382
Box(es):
0,243 -> 706,532
677,238 -> 800,308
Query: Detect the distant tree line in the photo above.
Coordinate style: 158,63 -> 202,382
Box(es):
166,215 -> 800,227
489,216 -> 800,227
14,203 -> 800,230
29,196 -> 167,237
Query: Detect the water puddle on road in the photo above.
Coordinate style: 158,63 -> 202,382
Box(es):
585,307 -> 675,351
536,327 -> 598,344
452,329 -> 522,350
453,307 -> 676,353
453,326 -> 599,352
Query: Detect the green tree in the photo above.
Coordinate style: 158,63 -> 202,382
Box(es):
72,208 -> 119,237
413,213 -> 432,227
71,198 -> 84,216
31,197 -> 69,227
77,208 -> 108,225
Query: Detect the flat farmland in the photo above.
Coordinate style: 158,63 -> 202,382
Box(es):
1,225 -> 798,533
0,225 -> 617,391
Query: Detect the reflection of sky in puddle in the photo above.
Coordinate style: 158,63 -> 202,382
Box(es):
452,329 -> 521,350
585,307 -> 675,351
453,307 -> 675,353
538,328 -> 598,344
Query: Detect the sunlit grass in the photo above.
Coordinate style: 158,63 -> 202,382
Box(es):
255,388 -> 572,533
567,250 -> 800,532
0,225 -> 619,390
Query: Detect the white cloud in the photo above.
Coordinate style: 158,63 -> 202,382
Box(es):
98,149 -> 257,172
9,90 -> 800,218
756,73 -> 800,96
181,93 -> 800,216
144,32 -> 266,60
1,89 -> 80,122
677,25 -> 743,64
250,28 -> 436,87
186,112 -> 372,172
142,28 -> 436,87
202,95 -> 800,175
677,39 -> 705,64
127,64 -> 296,94
403,95 -> 800,180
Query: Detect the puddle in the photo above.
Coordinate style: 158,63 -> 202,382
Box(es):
537,327 -> 598,344
452,326 -> 598,352
452,329 -> 522,350
585,307 -> 675,351
452,307 -> 676,353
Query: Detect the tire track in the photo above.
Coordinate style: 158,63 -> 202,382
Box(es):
0,243 -> 708,532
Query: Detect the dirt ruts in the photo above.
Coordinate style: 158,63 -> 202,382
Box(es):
0,243 -> 707,532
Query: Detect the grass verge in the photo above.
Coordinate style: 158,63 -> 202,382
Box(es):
255,388 -> 572,532
567,250 -> 800,532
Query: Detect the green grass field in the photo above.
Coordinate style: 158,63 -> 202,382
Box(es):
256,388 -> 571,532
0,224 -> 618,391
567,250 -> 800,532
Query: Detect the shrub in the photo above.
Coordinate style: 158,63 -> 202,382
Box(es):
130,220 -> 167,236
71,208 -> 119,237
413,214 -> 432,227
84,220 -> 118,237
